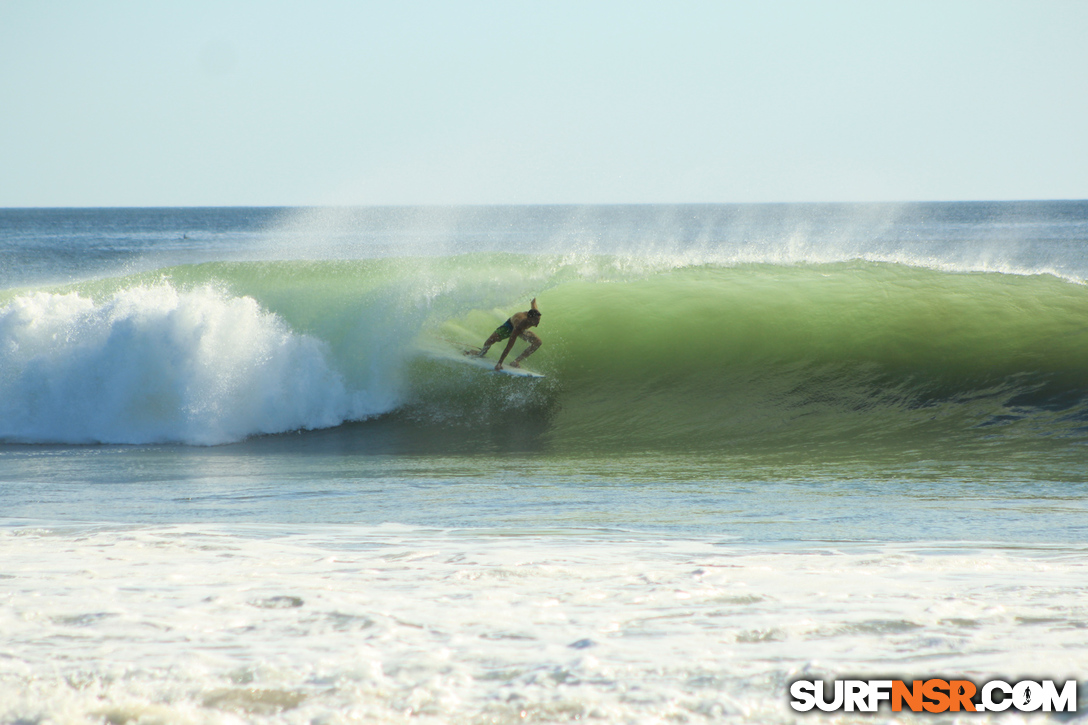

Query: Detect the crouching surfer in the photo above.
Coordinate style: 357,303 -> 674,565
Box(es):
471,299 -> 542,371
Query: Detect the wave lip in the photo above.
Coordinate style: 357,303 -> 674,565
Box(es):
0,284 -> 361,445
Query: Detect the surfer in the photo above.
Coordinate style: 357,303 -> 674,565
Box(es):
472,299 -> 542,371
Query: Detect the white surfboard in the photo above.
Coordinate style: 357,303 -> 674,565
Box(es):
455,351 -> 545,378
424,340 -> 545,378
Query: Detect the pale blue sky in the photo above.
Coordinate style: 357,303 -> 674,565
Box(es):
2,1 -> 1086,206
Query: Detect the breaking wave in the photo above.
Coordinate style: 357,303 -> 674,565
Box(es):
3,255 -> 1088,449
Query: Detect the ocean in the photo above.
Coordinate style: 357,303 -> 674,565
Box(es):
1,203 -> 1087,723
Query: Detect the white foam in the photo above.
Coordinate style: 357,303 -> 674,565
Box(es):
1,525 -> 1085,724
0,284 -> 385,445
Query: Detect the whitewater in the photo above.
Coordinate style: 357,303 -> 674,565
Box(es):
2,203 -> 1087,724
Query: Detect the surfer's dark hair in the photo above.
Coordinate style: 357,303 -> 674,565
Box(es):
528,308 -> 541,318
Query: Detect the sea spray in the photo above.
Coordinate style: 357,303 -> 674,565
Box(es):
0,284 -> 361,445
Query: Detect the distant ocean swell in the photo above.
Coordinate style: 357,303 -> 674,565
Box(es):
2,255 -> 1087,449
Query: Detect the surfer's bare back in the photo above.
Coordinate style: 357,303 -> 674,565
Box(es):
472,299 -> 542,371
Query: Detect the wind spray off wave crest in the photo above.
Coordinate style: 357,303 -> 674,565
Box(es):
0,284 -> 375,445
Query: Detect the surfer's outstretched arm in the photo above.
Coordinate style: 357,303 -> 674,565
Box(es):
495,332 -> 521,371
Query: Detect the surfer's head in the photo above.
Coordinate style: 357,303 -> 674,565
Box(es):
527,298 -> 541,325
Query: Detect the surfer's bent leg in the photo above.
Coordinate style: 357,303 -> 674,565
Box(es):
512,331 -> 541,367
477,333 -> 499,356
478,320 -> 514,357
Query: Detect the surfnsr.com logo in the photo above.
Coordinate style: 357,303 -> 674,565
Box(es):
789,679 -> 1077,713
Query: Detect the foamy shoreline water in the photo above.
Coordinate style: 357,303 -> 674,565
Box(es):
3,523 -> 1086,724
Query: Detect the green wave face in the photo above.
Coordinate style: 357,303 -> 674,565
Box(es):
6,255 -> 1088,452
419,261 -> 1088,455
